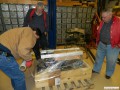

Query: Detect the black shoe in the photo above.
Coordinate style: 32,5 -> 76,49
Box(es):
105,75 -> 111,79
92,70 -> 98,73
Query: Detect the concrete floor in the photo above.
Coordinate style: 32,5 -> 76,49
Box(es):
0,47 -> 120,90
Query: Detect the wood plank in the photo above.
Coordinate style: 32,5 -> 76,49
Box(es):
74,80 -> 80,88
45,86 -> 51,90
85,79 -> 94,85
85,79 -> 94,89
64,83 -> 69,90
78,80 -> 84,89
80,80 -> 88,87
52,86 -> 58,90
66,82 -> 73,90
60,83 -> 66,90
71,81 -> 76,89
57,1 -> 82,6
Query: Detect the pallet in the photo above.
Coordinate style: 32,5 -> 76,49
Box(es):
37,79 -> 94,90
35,60 -> 92,88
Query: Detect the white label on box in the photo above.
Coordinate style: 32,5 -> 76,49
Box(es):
104,87 -> 119,90
55,78 -> 61,85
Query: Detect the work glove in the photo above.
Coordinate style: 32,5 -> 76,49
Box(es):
36,59 -> 46,72
26,60 -> 33,68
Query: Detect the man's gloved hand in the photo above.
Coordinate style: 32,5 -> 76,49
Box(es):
26,60 -> 33,68
36,59 -> 46,72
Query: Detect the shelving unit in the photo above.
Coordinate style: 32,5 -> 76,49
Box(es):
0,4 -> 29,30
0,0 -> 97,45
56,6 -> 97,45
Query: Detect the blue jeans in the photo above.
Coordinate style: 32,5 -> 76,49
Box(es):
93,42 -> 120,76
0,54 -> 26,90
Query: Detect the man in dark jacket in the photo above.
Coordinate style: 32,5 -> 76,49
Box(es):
23,2 -> 49,59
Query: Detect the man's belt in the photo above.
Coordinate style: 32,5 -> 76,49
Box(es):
0,50 -> 13,57
101,41 -> 110,45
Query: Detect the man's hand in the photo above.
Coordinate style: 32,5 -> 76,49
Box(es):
26,60 -> 33,68
44,32 -> 47,36
115,45 -> 120,48
36,59 -> 46,67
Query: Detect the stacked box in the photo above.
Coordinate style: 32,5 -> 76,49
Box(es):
72,24 -> 76,28
82,7 -> 87,13
5,25 -> 12,30
78,19 -> 82,23
62,13 -> 67,18
9,4 -> 16,11
87,13 -> 91,19
57,24 -> 61,29
2,12 -> 10,18
87,7 -> 92,13
57,7 -> 62,12
62,24 -> 66,29
11,19 -> 18,24
72,19 -> 77,23
62,19 -> 67,24
12,25 -> 18,28
23,5 -> 29,16
72,7 -> 77,12
67,19 -> 71,23
16,5 -> 23,11
56,7 -> 62,44
17,12 -> 24,18
61,7 -> 67,12
67,24 -> 71,29
78,7 -> 83,12
72,13 -> 76,18
4,18 -> 11,24
81,18 -> 86,23
0,25 -> 4,32
1,4 -> 9,11
77,23 -> 82,28
78,13 -> 82,18
57,13 -> 61,18
57,19 -> 61,24
18,19 -> 24,25
67,7 -> 72,12
56,34 -> 62,44
57,29 -> 62,35
82,13 -> 87,19
10,12 -> 17,18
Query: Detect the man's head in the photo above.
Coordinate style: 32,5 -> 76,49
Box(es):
36,2 -> 44,14
31,27 -> 42,39
101,8 -> 113,23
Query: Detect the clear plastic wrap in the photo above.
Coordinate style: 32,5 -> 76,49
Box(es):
34,48 -> 92,88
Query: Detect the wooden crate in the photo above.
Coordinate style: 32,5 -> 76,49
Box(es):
34,48 -> 93,89
35,60 -> 92,89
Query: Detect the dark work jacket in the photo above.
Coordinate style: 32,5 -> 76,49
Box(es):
23,8 -> 49,33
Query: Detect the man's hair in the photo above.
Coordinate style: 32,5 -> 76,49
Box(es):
102,8 -> 113,14
37,2 -> 44,7
31,27 -> 42,37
